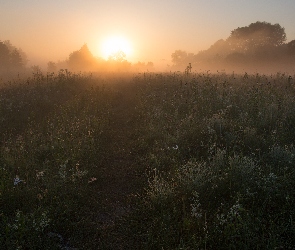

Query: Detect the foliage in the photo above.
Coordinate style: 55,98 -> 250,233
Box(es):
1,71 -> 295,249
172,21 -> 292,72
171,50 -> 193,66
126,71 -> 295,249
68,44 -> 97,71
0,40 -> 27,73
0,71 -> 114,248
228,21 -> 286,51
47,61 -> 57,72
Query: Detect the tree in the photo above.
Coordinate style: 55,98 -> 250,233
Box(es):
0,40 -> 27,74
227,21 -> 286,53
171,50 -> 197,68
47,61 -> 57,72
287,40 -> 295,54
171,50 -> 188,65
10,49 -> 23,69
106,50 -> 133,71
133,61 -> 154,71
0,41 -> 10,70
108,50 -> 126,62
68,44 -> 96,71
225,52 -> 247,64
4,40 -> 27,68
31,65 -> 42,77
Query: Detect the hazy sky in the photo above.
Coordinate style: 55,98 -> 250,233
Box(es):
1,0 -> 295,67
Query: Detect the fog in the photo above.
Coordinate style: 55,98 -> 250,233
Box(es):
1,21 -> 295,80
170,22 -> 295,75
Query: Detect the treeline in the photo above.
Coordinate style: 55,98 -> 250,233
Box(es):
0,42 -> 154,79
48,44 -> 154,73
0,40 -> 154,77
172,21 -> 295,72
2,21 -> 295,76
0,40 -> 27,74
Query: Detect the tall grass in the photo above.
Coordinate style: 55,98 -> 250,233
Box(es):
128,71 -> 295,249
1,70 -> 295,249
0,71 -> 115,249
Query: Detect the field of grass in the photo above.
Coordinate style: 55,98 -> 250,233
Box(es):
1,70 -> 295,249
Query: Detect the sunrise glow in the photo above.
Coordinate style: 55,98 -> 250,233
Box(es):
100,36 -> 132,60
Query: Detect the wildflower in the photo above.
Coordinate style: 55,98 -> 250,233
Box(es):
36,171 -> 45,179
14,175 -> 24,185
88,177 -> 97,183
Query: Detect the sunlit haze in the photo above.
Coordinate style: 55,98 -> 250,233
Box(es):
1,0 -> 295,69
100,36 -> 132,60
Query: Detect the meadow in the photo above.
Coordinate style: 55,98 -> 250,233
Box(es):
1,70 -> 295,249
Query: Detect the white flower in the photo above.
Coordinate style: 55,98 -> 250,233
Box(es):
88,177 -> 97,183
36,171 -> 45,179
14,175 -> 23,185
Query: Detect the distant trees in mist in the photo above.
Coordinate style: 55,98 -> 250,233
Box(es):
0,42 -> 154,77
2,21 -> 295,76
0,40 -> 27,74
48,44 -> 153,73
67,44 -> 97,71
172,21 -> 295,72
65,44 -> 154,72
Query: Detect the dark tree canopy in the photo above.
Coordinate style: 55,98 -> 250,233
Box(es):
10,49 -> 23,69
68,44 -> 96,70
171,50 -> 196,66
0,41 -> 26,72
170,21 -> 293,72
287,40 -> 295,55
227,21 -> 286,53
0,42 -> 10,69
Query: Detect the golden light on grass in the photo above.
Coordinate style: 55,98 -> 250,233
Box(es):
100,36 -> 132,60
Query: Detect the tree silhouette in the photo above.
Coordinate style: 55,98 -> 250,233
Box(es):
171,50 -> 196,68
0,40 -> 27,73
171,50 -> 188,65
287,40 -> 295,54
174,21 -> 292,71
107,50 -> 131,71
225,52 -> 247,64
68,44 -> 96,70
227,21 -> 286,53
108,50 -> 126,62
0,41 -> 10,70
133,61 -> 154,71
4,40 -> 27,68
10,49 -> 23,69
47,61 -> 57,72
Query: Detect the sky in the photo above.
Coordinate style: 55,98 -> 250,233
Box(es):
1,0 -> 295,68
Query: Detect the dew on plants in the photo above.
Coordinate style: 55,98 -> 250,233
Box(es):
1,71 -> 295,249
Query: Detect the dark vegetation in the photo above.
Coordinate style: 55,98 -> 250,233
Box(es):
1,21 -> 294,78
1,70 -> 295,249
1,20 -> 295,249
0,41 -> 27,75
171,21 -> 295,73
0,41 -> 154,81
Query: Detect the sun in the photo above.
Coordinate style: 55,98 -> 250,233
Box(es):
101,36 -> 132,60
